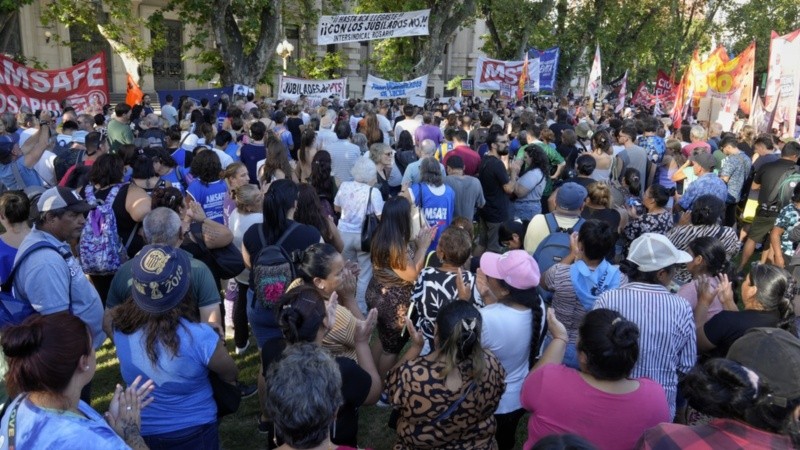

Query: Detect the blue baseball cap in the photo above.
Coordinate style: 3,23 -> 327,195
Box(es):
131,245 -> 191,314
556,182 -> 588,211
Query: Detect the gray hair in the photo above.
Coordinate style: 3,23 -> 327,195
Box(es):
420,156 -> 443,187
368,142 -> 391,165
143,207 -> 182,246
264,343 -> 343,448
351,156 -> 377,184
419,139 -> 436,157
351,133 -> 368,155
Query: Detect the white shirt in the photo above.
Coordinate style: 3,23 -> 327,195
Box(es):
481,303 -> 533,414
34,149 -> 57,186
395,118 -> 421,144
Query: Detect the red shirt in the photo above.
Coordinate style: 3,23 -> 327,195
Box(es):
443,144 -> 481,176
636,418 -> 794,449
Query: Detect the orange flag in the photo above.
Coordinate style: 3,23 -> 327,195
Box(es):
125,73 -> 143,107
517,53 -> 528,101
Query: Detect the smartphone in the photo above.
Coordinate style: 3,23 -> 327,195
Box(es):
627,198 -> 645,216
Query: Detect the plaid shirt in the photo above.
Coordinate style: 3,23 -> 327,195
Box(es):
635,418 -> 794,449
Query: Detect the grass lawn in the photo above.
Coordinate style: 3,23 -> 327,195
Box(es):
90,337 -> 529,450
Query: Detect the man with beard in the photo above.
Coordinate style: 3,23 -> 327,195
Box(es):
478,131 -> 519,253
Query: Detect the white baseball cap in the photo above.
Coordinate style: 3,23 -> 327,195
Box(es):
627,233 -> 692,272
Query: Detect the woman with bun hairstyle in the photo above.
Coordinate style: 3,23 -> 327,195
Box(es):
1,313 -> 154,449
0,191 -> 30,283
589,130 -> 614,182
581,182 -> 621,233
387,301 -> 507,450
265,286 -> 380,448
288,242 -> 363,359
521,309 -> 670,450
637,328 -> 800,448
694,263 -> 796,357
666,194 -> 741,285
622,184 -> 674,255
676,236 -> 732,320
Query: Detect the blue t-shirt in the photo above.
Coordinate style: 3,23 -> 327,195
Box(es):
224,142 -> 239,162
0,159 -> 42,190
187,179 -> 227,224
240,143 -> 266,184
0,396 -> 128,450
411,183 -> 455,250
0,238 -> 17,284
160,167 -> 189,194
114,319 -> 219,436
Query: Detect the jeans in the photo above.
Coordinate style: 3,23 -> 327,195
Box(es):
480,220 -> 503,253
495,408 -> 525,450
143,421 -> 219,450
246,289 -> 281,349
340,231 -> 372,315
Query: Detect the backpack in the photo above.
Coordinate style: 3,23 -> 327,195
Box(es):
767,166 -> 800,211
0,241 -> 72,328
78,184 -> 130,275
53,144 -> 81,183
534,214 -> 585,303
250,222 -> 299,308
472,127 -> 489,151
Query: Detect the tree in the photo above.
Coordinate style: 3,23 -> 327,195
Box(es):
41,0 -> 165,79
356,0 -> 477,79
479,0 -> 555,60
0,0 -> 33,56
721,0 -> 800,74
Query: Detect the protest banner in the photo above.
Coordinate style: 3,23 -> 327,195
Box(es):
528,47 -> 560,91
586,44 -> 602,99
654,70 -> 674,99
461,79 -> 474,97
317,10 -> 430,45
278,76 -> 347,105
364,74 -> 428,99
0,52 -> 108,114
233,84 -> 255,97
631,82 -> 651,107
764,28 -> 800,136
474,56 -> 540,92
615,70 -> 628,113
156,86 -> 234,110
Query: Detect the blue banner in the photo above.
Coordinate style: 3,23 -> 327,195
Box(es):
528,47 -> 560,92
156,86 -> 235,109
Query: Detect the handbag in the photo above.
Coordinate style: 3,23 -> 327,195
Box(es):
410,184 -> 427,238
361,187 -> 379,252
190,223 -> 246,279
209,372 -> 240,418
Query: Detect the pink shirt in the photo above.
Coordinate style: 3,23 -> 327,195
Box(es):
677,278 -> 724,320
521,364 -> 671,450
682,141 -> 711,158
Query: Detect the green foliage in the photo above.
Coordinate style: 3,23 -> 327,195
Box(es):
297,50 -> 346,79
446,75 -> 465,91
40,0 -> 165,66
722,0 -> 800,75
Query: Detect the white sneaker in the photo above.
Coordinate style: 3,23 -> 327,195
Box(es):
235,340 -> 250,355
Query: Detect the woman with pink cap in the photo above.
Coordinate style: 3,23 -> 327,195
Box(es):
476,249 -> 547,450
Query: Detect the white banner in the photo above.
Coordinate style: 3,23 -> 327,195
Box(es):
586,43 -> 602,98
317,10 -> 430,45
473,57 -> 540,92
364,74 -> 428,99
278,76 -> 347,104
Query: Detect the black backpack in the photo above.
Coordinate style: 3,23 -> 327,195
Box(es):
250,222 -> 299,308
53,145 -> 81,183
472,127 -> 490,151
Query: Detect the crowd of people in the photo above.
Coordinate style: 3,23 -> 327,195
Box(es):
0,90 -> 799,450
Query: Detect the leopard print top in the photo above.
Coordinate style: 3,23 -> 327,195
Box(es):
387,351 -> 507,450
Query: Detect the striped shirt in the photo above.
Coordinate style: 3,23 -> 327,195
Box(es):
594,282 -> 697,419
666,224 -> 742,284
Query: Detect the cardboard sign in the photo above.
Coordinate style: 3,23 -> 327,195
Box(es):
317,10 -> 430,45
0,52 -> 108,114
461,79 -> 474,97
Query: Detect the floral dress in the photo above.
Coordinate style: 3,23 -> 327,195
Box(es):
386,353 -> 506,450
622,211 -> 674,256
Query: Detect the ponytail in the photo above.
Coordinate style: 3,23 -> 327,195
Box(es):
436,301 -> 485,380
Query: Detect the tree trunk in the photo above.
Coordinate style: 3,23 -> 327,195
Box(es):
411,0 -> 477,76
212,0 -> 281,86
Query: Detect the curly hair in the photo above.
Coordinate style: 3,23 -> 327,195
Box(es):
189,150 -> 222,184
308,150 -> 336,202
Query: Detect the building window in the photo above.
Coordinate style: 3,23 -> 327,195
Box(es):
151,20 -> 184,90
0,12 -> 22,57
70,18 -> 112,86
359,42 -> 369,79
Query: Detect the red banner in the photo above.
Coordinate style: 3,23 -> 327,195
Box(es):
631,82 -> 651,106
654,70 -> 674,99
0,52 -> 108,114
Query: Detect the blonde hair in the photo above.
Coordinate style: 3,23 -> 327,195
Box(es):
587,182 -> 612,208
233,184 -> 261,212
